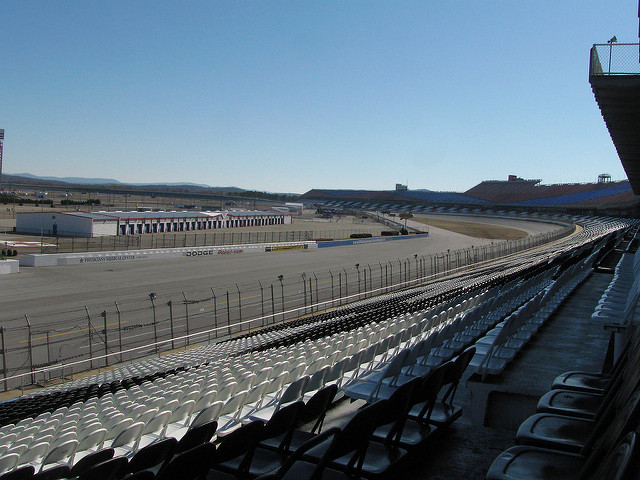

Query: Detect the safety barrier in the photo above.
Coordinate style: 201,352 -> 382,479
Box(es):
317,233 -> 430,248
19,241 -> 317,267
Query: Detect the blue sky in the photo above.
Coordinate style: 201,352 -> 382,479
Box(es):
1,1 -> 638,194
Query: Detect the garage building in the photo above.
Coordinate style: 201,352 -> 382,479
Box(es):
16,210 -> 292,238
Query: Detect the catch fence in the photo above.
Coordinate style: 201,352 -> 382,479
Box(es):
0,224 -> 574,392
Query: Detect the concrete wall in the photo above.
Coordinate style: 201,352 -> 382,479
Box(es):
0,259 -> 19,274
20,241 -> 317,267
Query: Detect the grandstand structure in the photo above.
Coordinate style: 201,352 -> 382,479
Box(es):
590,39 -> 640,195
301,177 -> 638,216
0,214 -> 637,479
465,177 -> 635,207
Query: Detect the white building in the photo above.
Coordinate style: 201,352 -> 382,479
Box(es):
16,210 -> 292,238
284,202 -> 304,213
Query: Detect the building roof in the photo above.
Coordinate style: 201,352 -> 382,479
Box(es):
22,210 -> 289,222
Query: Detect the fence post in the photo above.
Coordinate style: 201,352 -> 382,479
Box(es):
270,284 -> 275,324
226,291 -> 231,337
236,284 -> 242,326
84,307 -> 93,371
0,327 -> 7,391
259,281 -> 264,324
302,273 -> 307,314
182,292 -> 190,346
101,310 -> 108,367
278,276 -> 285,321
167,300 -> 175,350
149,294 -> 158,354
46,331 -> 51,382
115,302 -> 123,362
23,315 -> 35,385
364,268 -> 369,297
342,268 -> 348,298
211,288 -> 218,340
329,270 -> 334,306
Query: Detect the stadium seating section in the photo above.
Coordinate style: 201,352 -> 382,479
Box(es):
0,216 -> 638,479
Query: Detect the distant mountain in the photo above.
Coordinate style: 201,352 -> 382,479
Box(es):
129,182 -> 215,188
6,173 -> 216,189
2,173 -> 304,198
11,173 -> 122,185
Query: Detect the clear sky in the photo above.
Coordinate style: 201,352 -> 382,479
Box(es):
1,1 -> 638,194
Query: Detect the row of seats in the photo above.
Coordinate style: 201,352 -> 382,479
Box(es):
0,217 -> 633,478
469,252 -> 597,378
0,270 -> 544,474
0,382 -> 340,480
591,237 -> 640,327
485,325 -> 640,480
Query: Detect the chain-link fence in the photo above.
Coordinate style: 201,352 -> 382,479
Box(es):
0,224 -> 575,392
37,228 -> 384,254
590,43 -> 640,76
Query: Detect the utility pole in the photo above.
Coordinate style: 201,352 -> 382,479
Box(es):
0,129 -> 4,191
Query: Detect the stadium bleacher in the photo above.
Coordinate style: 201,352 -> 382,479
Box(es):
0,216 -> 637,479
303,178 -> 637,213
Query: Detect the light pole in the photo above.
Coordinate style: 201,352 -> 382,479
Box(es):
607,36 -> 617,73
355,264 -> 361,296
302,272 -> 307,314
342,268 -> 348,297
149,293 -> 158,354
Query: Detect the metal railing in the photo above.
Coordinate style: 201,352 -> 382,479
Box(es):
590,43 -> 640,76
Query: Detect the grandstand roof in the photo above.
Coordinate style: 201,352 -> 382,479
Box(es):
33,210 -> 289,222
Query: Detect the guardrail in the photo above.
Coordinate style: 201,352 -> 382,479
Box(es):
590,43 -> 640,76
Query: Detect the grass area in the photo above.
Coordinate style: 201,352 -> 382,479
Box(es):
414,217 -> 529,240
